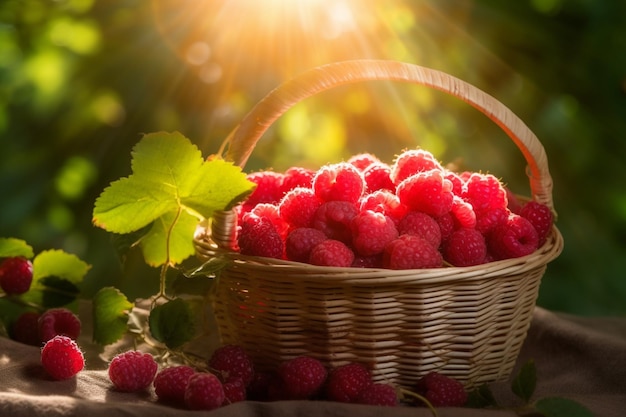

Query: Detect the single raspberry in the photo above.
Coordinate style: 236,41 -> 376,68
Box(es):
396,169 -> 454,217
351,210 -> 399,256
108,351 -> 158,392
397,211 -> 442,249
348,153 -> 381,171
488,214 -> 539,260
38,307 -> 81,343
363,161 -> 395,193
285,227 -> 328,263
11,311 -> 41,346
237,213 -> 284,259
462,172 -> 507,212
414,371 -> 468,407
351,254 -> 384,268
383,234 -> 443,270
0,257 -> 33,295
278,187 -> 323,229
390,149 -> 443,185
475,206 -> 509,234
520,201 -> 554,246
222,376 -> 247,404
356,383 -> 399,406
312,200 -> 359,243
442,228 -> 487,267
248,203 -> 289,239
325,362 -> 372,403
450,196 -> 476,229
280,166 -> 315,194
312,162 -> 365,203
309,239 -> 355,267
154,365 -> 196,404
245,170 -> 285,207
445,171 -> 465,196
435,212 -> 456,242
278,356 -> 328,399
359,190 -> 408,225
184,372 -> 225,410
208,344 -> 255,386
40,335 -> 84,380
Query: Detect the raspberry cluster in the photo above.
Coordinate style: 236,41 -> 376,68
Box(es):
236,149 -> 554,268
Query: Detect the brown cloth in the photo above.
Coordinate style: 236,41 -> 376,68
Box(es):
1,307 -> 624,417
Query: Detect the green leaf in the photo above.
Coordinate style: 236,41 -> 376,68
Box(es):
149,298 -> 196,349
535,397 -> 594,417
139,209 -> 198,267
92,287 -> 134,345
512,359 -> 537,404
0,238 -> 34,259
32,249 -> 91,286
466,383 -> 499,408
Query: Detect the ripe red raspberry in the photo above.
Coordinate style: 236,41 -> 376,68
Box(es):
278,187 -> 323,228
154,365 -> 196,404
312,162 -> 365,203
383,234 -> 443,270
475,206 -> 509,234
359,190 -> 408,225
348,153 -> 381,171
248,203 -> 289,239
208,344 -> 255,386
442,228 -> 487,266
435,212 -> 456,242
450,196 -> 476,229
222,376 -> 247,404
351,210 -> 399,256
414,371 -> 468,407
11,311 -> 41,346
41,335 -> 84,380
325,362 -> 372,403
237,213 -> 284,259
488,213 -> 539,260
520,201 -> 554,246
351,254 -> 383,268
397,211 -> 442,249
0,256 -> 33,295
309,240 -> 355,267
363,162 -> 395,193
280,166 -> 315,194
38,307 -> 81,343
312,201 -> 359,244
285,227 -> 327,262
356,383 -> 399,406
278,356 -> 328,399
396,169 -> 454,217
445,171 -> 465,196
184,372 -> 225,410
108,351 -> 158,392
462,173 -> 507,212
390,148 -> 443,185
245,170 -> 285,207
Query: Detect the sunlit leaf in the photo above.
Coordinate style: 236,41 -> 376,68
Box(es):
0,238 -> 34,259
92,287 -> 134,345
32,249 -> 91,285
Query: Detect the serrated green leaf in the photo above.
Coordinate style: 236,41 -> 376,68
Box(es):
535,397 -> 594,417
92,287 -> 134,345
466,383 -> 499,408
149,298 -> 196,349
0,238 -> 34,259
512,359 -> 537,403
139,209 -> 198,267
32,249 -> 91,286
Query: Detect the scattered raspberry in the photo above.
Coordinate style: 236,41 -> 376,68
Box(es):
450,196 -> 476,229
41,335 -> 84,380
309,239 -> 355,267
280,166 -> 315,194
442,228 -> 487,267
312,201 -> 359,244
390,149 -> 443,185
154,365 -> 196,404
108,350 -> 158,392
351,210 -> 399,256
363,162 -> 395,193
245,171 -> 285,207
475,206 -> 509,234
222,376 -> 247,404
285,227 -> 327,263
312,162 -> 365,204
184,372 -> 225,411
11,311 -> 41,346
237,213 -> 284,259
397,211 -> 442,249
488,214 -> 539,260
38,307 -> 81,343
0,256 -> 33,295
359,190 -> 408,225
278,187 -> 323,228
325,362 -> 372,403
278,356 -> 328,400
383,234 -> 443,269
462,173 -> 507,212
348,153 -> 381,171
208,344 -> 255,386
415,371 -> 468,407
520,201 -> 554,246
356,383 -> 399,407
396,169 -> 454,217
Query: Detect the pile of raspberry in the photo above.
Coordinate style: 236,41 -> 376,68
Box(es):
235,149 -> 554,268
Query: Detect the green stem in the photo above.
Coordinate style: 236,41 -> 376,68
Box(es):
158,206 -> 183,300
400,388 -> 439,417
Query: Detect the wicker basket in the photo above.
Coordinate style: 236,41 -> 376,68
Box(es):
194,60 -> 564,388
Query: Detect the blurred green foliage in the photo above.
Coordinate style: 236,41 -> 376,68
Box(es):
1,0 -> 624,314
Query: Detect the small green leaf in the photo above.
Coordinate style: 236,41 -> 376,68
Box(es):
512,359 -> 537,403
0,238 -> 34,259
185,257 -> 231,278
466,383 -> 499,408
32,249 -> 91,286
92,287 -> 134,345
535,397 -> 594,417
149,298 -> 196,349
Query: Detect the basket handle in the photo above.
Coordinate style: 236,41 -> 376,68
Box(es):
220,59 -> 554,210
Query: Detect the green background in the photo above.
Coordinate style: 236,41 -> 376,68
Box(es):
1,0 -> 624,315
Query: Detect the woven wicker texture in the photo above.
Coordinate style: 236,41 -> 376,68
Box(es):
194,60 -> 564,388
